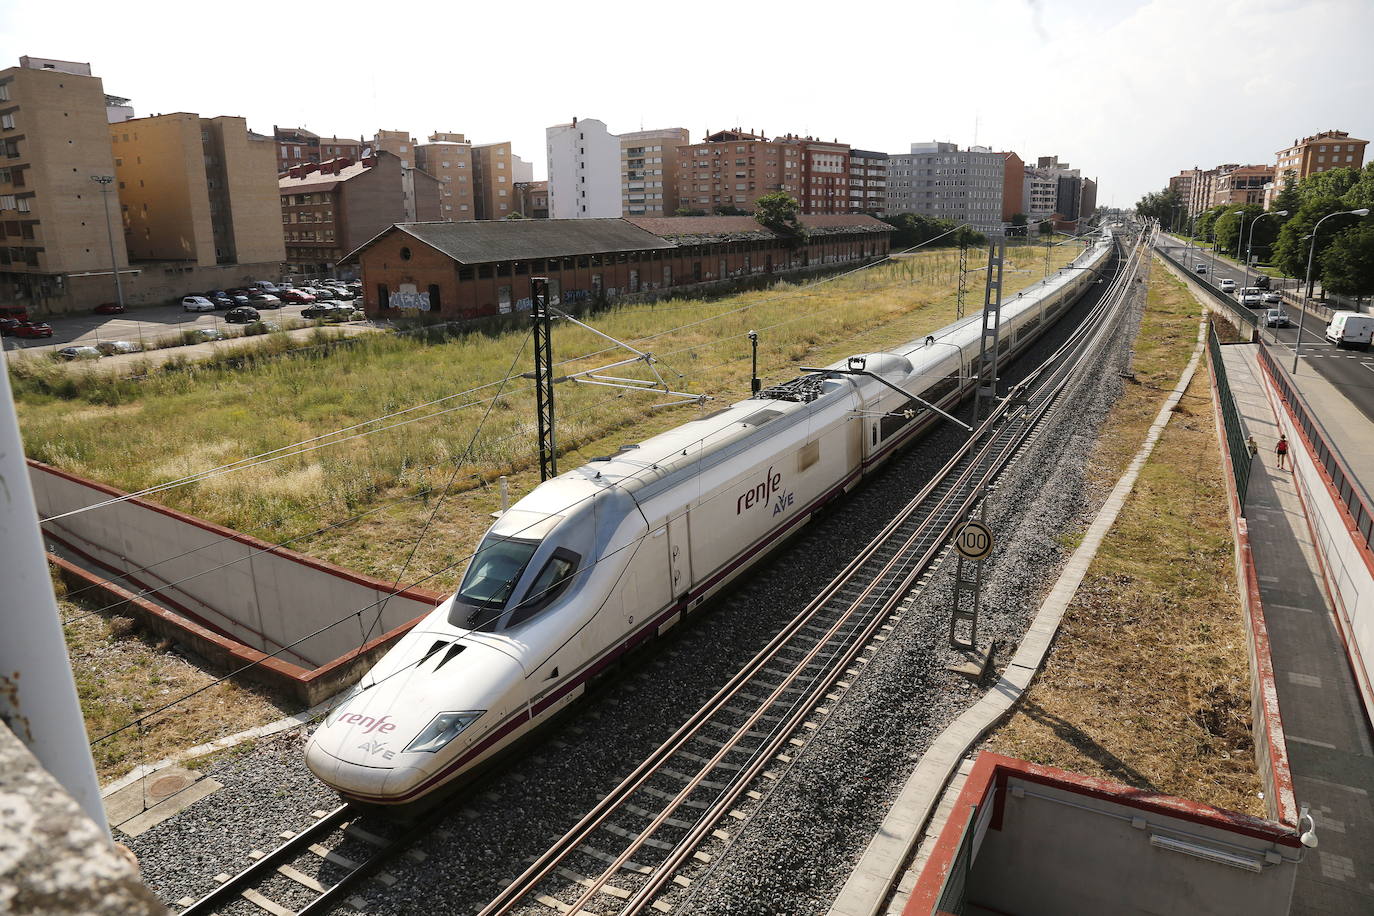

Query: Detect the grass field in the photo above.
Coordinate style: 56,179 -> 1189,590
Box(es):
18,240 -> 1090,593
984,257 -> 1264,816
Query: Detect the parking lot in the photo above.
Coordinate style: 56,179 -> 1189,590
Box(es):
2,290 -> 370,360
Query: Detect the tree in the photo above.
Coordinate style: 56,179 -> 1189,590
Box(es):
1320,224 -> 1374,297
952,226 -> 987,248
1214,205 -> 1261,258
675,207 -> 708,217
1270,177 -> 1300,217
754,192 -> 806,245
1273,195 -> 1344,281
1039,219 -> 1055,236
1135,188 -> 1182,229
1194,205 -> 1228,242
879,213 -> 962,249
714,204 -> 751,216
1007,213 -> 1028,238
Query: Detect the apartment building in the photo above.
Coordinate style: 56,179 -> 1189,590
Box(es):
416,132 -> 476,220
512,155 -> 534,183
547,117 -> 621,219
618,127 -> 688,217
1168,168 -> 1197,208
1266,129 -> 1368,205
1080,178 -> 1097,221
886,141 -> 1005,231
848,149 -> 888,215
0,58 -> 131,314
472,141 -> 518,220
676,129 -> 796,214
514,180 -> 549,219
999,151 -> 1024,221
279,149 -> 439,275
1210,164 -> 1274,208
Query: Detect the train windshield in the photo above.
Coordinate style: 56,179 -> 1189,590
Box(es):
451,536 -> 540,630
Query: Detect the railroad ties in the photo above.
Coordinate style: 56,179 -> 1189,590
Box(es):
476,236 -> 1145,916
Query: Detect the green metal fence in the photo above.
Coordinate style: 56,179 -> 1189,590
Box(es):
1208,326 -> 1252,509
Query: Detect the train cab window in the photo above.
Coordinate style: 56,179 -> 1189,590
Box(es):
450,537 -> 540,631
507,548 -> 581,628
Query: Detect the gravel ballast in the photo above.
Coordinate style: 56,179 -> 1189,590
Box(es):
127,250 -> 1144,916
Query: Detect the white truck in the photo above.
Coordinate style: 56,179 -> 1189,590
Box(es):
1325,311 -> 1374,350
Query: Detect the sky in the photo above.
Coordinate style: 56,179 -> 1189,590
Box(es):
3,0 -> 1371,209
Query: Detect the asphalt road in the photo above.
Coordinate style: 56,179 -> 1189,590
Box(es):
1,296 -> 356,357
1159,236 -> 1374,426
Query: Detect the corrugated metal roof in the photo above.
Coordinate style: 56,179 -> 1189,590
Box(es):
396,219 -> 674,264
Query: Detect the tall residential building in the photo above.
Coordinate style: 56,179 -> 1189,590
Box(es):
547,117 -> 621,219
999,151 -> 1024,221
0,58 -> 130,313
619,127 -> 689,217
1168,168 -> 1197,207
676,129 -> 799,214
848,149 -> 888,215
279,150 -> 438,275
472,141 -> 517,220
783,135 -> 851,215
1210,164 -> 1274,208
416,132 -> 476,220
512,155 -> 534,184
1266,129 -> 1368,206
886,142 -> 1005,230
111,113 -> 284,267
1080,178 -> 1098,220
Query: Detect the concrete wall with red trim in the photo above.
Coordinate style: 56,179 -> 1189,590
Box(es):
1258,369 -> 1374,724
908,754 -> 1300,916
29,461 -> 443,671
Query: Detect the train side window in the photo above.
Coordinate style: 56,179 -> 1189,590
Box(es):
507,548 -> 582,628
798,440 -> 820,472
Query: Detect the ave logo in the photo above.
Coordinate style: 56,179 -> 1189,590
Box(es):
357,738 -> 396,761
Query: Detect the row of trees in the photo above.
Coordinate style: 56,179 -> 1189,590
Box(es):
879,213 -> 987,249
1136,163 -> 1374,296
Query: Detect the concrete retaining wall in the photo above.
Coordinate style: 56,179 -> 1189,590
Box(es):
907,754 -> 1300,916
31,460 -> 444,702
1205,350 -> 1298,826
1254,354 -> 1374,723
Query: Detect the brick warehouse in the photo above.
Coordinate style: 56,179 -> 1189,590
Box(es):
343,215 -> 891,320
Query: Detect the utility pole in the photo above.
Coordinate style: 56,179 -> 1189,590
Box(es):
955,241 -> 970,320
0,360 -> 111,841
531,278 -> 557,481
949,231 -> 1006,678
91,175 -> 125,310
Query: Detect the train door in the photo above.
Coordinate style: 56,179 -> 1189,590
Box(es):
668,512 -> 693,602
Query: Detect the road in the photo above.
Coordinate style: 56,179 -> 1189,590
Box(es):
1158,235 -> 1374,426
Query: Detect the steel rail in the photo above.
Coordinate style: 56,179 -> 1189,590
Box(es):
478,232 -> 1146,916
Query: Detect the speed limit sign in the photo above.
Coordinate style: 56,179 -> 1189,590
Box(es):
954,520 -> 994,561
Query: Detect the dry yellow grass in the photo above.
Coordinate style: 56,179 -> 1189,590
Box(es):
984,259 -> 1263,816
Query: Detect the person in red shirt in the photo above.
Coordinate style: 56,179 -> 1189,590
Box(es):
1276,434 -> 1289,470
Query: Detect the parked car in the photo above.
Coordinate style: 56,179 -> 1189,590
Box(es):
243,320 -> 282,335
93,302 -> 126,315
95,340 -> 143,355
0,306 -> 30,322
56,345 -> 102,360
1239,288 -> 1265,307
0,318 -> 19,336
185,327 -> 225,342
1193,262 -> 1208,274
182,295 -> 215,312
301,303 -> 336,319
1263,291 -> 1282,305
1253,275 -> 1272,290
1219,278 -> 1236,292
204,291 -> 235,309
224,306 -> 261,324
248,293 -> 283,309
251,281 -> 281,294
310,287 -> 338,301
329,287 -> 355,300
1264,309 -> 1291,328
279,289 -> 316,304
11,321 -> 53,338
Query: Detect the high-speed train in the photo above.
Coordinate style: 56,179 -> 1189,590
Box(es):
306,229 -> 1115,806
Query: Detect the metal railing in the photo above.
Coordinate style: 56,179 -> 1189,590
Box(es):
1153,243 -> 1257,329
1257,339 -> 1374,549
1209,326 -> 1253,508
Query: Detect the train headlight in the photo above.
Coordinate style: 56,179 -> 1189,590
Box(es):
404,711 -> 485,754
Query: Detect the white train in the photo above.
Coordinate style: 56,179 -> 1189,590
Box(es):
306,230 -> 1115,806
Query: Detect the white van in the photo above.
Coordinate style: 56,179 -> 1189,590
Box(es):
1326,311 -> 1374,350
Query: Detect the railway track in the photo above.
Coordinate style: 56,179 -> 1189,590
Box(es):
477,234 -> 1148,916
178,802 -> 436,916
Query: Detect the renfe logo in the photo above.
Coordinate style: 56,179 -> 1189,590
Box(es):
341,713 -> 396,736
737,467 -> 787,515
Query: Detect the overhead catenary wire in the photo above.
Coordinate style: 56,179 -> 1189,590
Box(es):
89,229 -> 1119,753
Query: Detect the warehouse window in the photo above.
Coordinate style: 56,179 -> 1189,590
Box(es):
377,283 -> 389,309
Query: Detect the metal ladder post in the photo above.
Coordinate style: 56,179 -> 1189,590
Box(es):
532,278 -> 557,481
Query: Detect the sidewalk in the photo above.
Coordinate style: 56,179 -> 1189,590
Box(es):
1219,343 -> 1374,915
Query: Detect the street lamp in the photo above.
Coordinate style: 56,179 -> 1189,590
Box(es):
1241,209 -> 1287,293
90,175 -> 125,311
1292,208 -> 1371,371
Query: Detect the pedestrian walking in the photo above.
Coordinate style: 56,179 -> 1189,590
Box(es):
1247,435 -> 1259,460
1276,434 -> 1290,470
